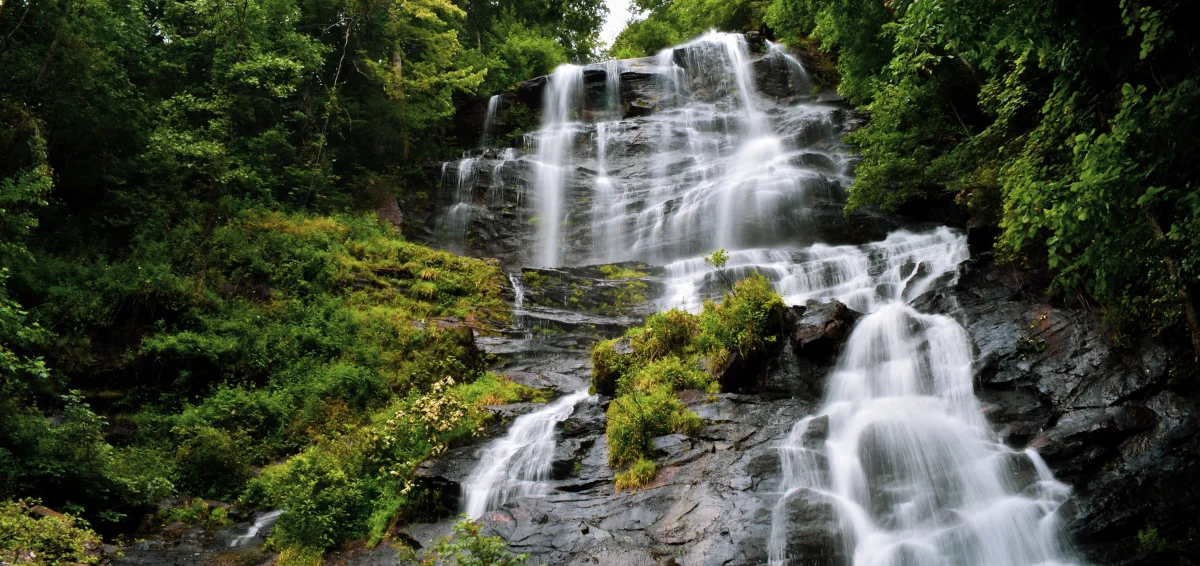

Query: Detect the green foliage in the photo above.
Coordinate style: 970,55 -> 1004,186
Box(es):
614,458 -> 658,491
696,273 -> 785,360
243,375 -> 508,552
629,356 -> 717,394
605,386 -> 701,469
451,373 -> 547,406
628,309 -> 701,361
156,497 -> 233,529
767,0 -> 1200,351
173,426 -> 252,501
598,264 -> 649,279
611,0 -> 771,58
596,267 -> 785,474
423,518 -> 529,566
0,499 -> 103,565
1138,523 -> 1167,553
0,0 -> 602,558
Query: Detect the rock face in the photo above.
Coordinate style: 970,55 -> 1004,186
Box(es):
400,391 -> 818,566
959,255 -> 1200,564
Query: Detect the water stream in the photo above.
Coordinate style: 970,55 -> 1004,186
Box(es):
462,390 -> 592,519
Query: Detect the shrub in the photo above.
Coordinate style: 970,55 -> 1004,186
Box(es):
614,459 -> 658,491
451,373 -> 545,406
696,273 -> 785,359
424,518 -> 529,566
252,450 -> 370,552
605,386 -> 701,469
173,425 -> 251,501
590,338 -> 630,395
594,263 -> 785,480
0,499 -> 102,565
628,309 -> 699,361
628,356 -> 715,394
156,497 -> 233,529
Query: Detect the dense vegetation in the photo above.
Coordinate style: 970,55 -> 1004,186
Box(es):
0,0 -> 603,560
4,0 -> 1198,560
594,264 -> 786,490
615,0 -> 1200,358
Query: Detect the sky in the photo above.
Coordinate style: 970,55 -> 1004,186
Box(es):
600,0 -> 634,48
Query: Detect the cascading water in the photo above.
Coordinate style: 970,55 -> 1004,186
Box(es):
228,510 -> 283,547
765,231 -> 1081,566
533,65 -> 584,267
436,157 -> 477,251
603,59 -> 622,118
462,390 -> 592,519
481,95 -> 501,147
433,32 -> 1082,565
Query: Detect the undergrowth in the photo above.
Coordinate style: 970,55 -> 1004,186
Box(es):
595,272 -> 785,489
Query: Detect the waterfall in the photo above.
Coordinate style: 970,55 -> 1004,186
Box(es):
462,390 -> 591,519
436,157 -> 477,250
660,228 -> 968,312
481,95 -> 501,147
765,234 -> 1081,566
433,33 -> 1083,565
488,147 -> 517,208
604,59 -> 622,119
766,40 -> 813,95
509,272 -> 526,310
228,510 -> 283,547
533,65 -> 584,267
590,122 -> 621,261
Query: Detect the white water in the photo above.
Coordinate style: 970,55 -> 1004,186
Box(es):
765,232 -> 1081,566
509,272 -> 526,310
228,509 -> 283,547
767,40 -> 813,94
603,59 -> 622,119
463,390 -> 592,519
660,228 -> 968,312
481,95 -> 501,146
533,65 -> 584,267
436,157 -> 477,251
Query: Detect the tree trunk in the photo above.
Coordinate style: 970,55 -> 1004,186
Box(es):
35,0 -> 75,86
1146,211 -> 1200,361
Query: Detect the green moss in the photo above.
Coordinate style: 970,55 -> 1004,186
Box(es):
628,309 -> 700,361
605,385 -> 701,469
614,458 -> 658,491
695,273 -> 786,360
450,372 -> 546,406
1138,524 -> 1168,554
629,356 -> 717,394
598,264 -> 649,279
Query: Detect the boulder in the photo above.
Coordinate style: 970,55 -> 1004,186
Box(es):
787,301 -> 862,360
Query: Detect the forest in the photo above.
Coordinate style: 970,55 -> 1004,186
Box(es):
2,0 -> 1197,564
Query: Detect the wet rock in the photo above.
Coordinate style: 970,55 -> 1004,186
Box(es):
801,415 -> 829,449
787,301 -> 862,360
776,489 -> 849,566
519,267 -> 665,319
959,255 -> 1200,563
